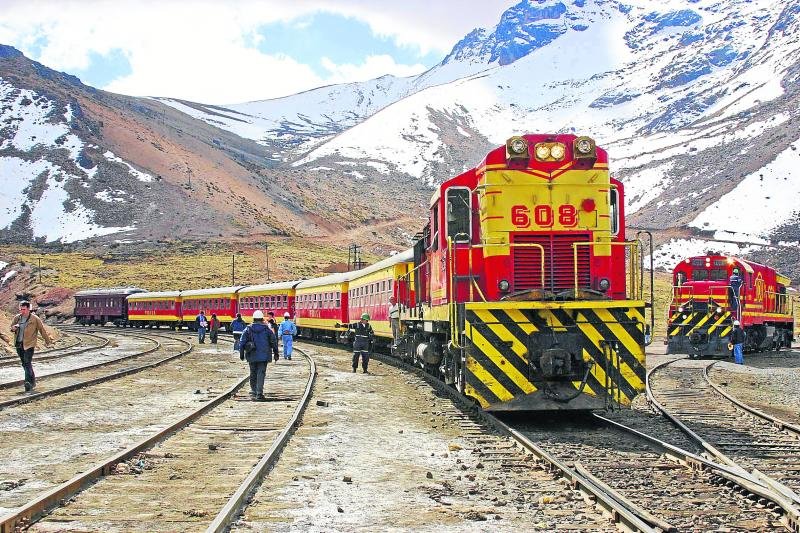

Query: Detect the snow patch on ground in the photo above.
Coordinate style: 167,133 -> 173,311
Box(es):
0,80 -> 83,160
103,151 -> 154,182
689,141 -> 800,238
648,238 -> 764,269
0,157 -> 57,228
1,270 -> 16,286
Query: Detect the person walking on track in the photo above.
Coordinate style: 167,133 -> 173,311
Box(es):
278,312 -> 297,360
10,301 -> 53,392
231,313 -> 246,351
239,310 -> 278,401
351,313 -> 374,374
208,313 -> 220,345
196,310 -> 208,344
730,320 -> 746,365
266,311 -> 280,362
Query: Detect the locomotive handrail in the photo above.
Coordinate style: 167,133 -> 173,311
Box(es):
472,242 -> 546,290
570,241 -> 640,299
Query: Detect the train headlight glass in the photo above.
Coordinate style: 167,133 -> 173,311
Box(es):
549,143 -> 566,160
510,138 -> 527,154
506,136 -> 529,159
598,278 -> 610,292
535,144 -> 551,160
716,306 -> 723,313
573,136 -> 597,159
678,306 -> 684,312
498,279 -> 510,292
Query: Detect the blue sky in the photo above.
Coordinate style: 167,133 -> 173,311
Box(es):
0,1 -> 518,104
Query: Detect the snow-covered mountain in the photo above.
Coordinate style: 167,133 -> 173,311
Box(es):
278,0 -> 798,275
3,0 -> 799,279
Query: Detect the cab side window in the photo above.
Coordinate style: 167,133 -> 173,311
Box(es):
447,188 -> 471,243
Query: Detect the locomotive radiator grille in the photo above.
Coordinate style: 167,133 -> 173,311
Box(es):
512,233 -> 591,292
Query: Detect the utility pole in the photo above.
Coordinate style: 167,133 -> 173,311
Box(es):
265,243 -> 270,281
38,258 -> 41,283
348,244 -> 365,271
231,253 -> 235,286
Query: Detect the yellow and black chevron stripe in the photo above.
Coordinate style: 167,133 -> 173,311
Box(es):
668,310 -> 732,339
462,302 -> 646,410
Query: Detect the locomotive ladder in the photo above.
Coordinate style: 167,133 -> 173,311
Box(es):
600,339 -> 622,409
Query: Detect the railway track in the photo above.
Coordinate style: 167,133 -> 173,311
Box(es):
359,344 -> 800,531
0,330 -> 191,409
0,348 -> 315,533
649,357 -> 800,531
0,330 -> 108,368
234,344 -> 621,531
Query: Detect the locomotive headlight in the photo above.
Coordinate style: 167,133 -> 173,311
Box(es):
716,306 -> 723,313
510,138 -> 527,154
506,136 -> 529,159
498,279 -> 510,292
535,144 -> 551,160
549,143 -> 566,160
678,306 -> 684,313
598,278 -> 610,292
574,136 -> 597,159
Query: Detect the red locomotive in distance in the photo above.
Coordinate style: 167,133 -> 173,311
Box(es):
667,255 -> 794,357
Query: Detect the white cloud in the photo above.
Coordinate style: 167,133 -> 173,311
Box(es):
320,55 -> 427,83
0,0 -> 517,103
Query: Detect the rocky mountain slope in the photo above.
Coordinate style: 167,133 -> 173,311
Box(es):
3,0 -> 799,279
0,46 -> 430,245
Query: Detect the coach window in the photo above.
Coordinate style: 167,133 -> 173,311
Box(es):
610,188 -> 620,236
447,187 -> 471,243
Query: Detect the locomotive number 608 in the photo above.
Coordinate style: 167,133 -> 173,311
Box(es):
511,204 -> 578,228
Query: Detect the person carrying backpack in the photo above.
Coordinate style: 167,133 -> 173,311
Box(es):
238,310 -> 278,401
278,312 -> 297,360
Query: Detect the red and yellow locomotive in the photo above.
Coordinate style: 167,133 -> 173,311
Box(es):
667,256 -> 794,357
397,134 -> 652,411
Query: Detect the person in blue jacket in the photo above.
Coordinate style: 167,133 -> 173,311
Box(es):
278,312 -> 297,360
196,310 -> 208,344
231,313 -> 246,351
239,310 -> 278,401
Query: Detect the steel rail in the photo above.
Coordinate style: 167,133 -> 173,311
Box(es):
361,347 -> 660,533
0,331 -> 157,390
206,348 -> 317,533
704,361 -> 800,436
0,371 -> 249,533
0,330 -> 109,367
647,357 -> 800,531
0,332 -> 192,410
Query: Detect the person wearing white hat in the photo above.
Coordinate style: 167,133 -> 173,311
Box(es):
277,312 -> 297,360
238,310 -> 278,401
730,320 -> 745,365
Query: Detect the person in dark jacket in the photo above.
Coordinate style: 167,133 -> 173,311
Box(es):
351,313 -> 374,373
239,310 -> 278,401
208,313 -> 220,345
730,320 -> 746,365
266,311 -> 280,362
196,311 -> 208,343
231,313 -> 246,351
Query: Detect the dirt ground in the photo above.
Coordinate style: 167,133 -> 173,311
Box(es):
234,344 -> 613,532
